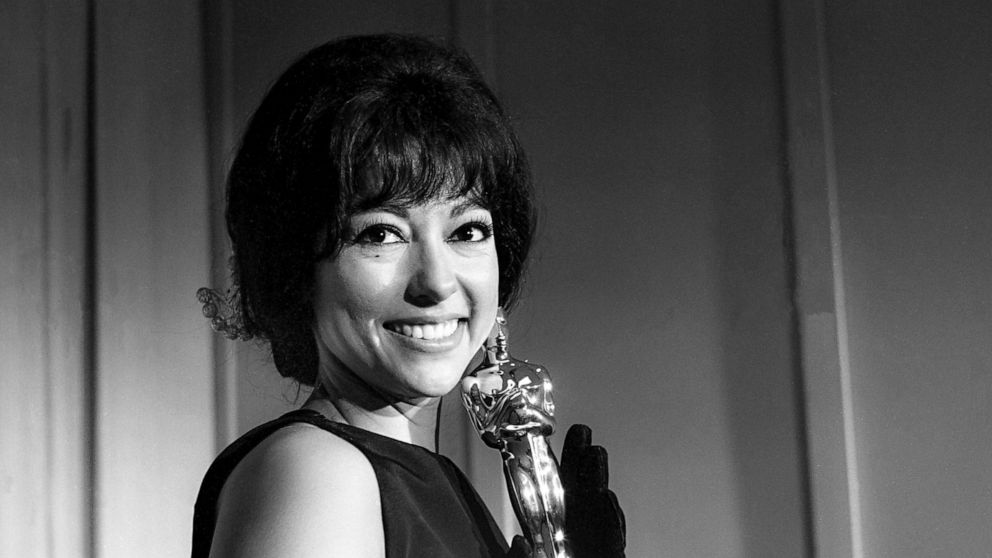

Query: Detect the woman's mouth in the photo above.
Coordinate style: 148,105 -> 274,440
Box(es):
384,319 -> 461,340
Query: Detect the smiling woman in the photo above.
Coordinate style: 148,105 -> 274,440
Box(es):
314,200 -> 500,410
191,34 -> 622,558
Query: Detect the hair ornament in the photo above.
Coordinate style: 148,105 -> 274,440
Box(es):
196,287 -> 253,341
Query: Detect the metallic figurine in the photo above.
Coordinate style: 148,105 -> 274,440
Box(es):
461,317 -> 572,558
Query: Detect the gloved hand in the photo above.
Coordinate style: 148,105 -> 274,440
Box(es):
561,424 -> 626,558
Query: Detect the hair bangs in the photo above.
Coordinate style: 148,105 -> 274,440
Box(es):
337,84 -> 509,217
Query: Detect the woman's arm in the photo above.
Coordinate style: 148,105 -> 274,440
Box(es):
209,424 -> 385,558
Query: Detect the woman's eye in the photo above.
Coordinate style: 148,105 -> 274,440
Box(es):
354,225 -> 404,245
450,222 -> 493,243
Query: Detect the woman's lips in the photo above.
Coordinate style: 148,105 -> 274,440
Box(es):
384,318 -> 461,341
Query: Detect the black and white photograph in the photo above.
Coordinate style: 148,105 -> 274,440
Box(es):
2,1 -> 990,557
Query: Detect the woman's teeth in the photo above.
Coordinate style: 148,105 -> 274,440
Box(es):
387,320 -> 459,340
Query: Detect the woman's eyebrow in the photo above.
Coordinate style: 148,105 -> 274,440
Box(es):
450,199 -> 485,217
349,200 -> 410,217
348,198 -> 484,218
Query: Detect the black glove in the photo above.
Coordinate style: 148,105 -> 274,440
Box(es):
561,424 -> 626,558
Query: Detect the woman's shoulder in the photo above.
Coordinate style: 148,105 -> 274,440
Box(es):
208,422 -> 385,558
225,421 -> 376,491
228,420 -> 373,478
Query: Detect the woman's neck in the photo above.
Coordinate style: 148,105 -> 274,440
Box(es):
303,371 -> 441,450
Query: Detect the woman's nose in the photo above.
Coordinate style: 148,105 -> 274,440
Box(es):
404,240 -> 458,306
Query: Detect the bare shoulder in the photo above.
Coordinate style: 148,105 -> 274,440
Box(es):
209,423 -> 385,558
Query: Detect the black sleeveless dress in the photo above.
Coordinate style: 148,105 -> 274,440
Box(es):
191,409 -> 509,558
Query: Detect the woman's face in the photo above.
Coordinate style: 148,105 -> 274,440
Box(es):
313,195 -> 499,403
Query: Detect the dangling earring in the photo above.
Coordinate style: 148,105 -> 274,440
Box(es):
493,308 -> 509,362
479,308 -> 509,365
196,287 -> 252,341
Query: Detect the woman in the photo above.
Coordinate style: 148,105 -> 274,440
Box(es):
192,34 -> 623,558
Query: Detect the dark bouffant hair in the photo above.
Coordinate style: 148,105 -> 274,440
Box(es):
226,34 -> 535,385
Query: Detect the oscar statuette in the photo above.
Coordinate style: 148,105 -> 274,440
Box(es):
461,316 -> 572,558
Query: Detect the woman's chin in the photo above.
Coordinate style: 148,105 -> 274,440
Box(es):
379,332 -> 478,399
403,366 -> 467,400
